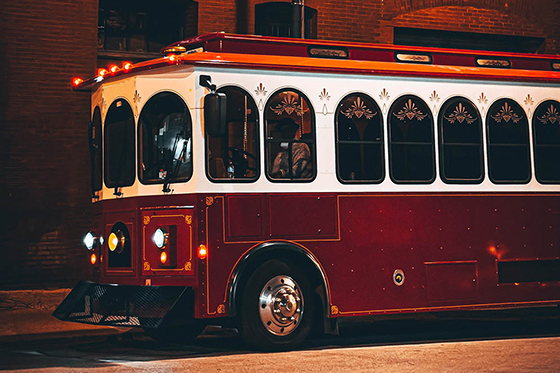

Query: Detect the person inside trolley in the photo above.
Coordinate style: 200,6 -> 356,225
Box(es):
271,117 -> 312,179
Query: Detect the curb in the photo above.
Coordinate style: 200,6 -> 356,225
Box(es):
0,289 -> 70,311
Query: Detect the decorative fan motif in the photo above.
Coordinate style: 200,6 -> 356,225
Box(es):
490,102 -> 522,123
255,83 -> 267,96
342,97 -> 376,119
538,104 -> 560,124
430,90 -> 440,102
445,103 -> 477,124
379,88 -> 390,101
393,99 -> 428,121
319,88 -> 330,101
271,95 -> 308,116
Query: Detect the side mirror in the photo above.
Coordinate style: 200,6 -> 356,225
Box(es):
204,92 -> 227,137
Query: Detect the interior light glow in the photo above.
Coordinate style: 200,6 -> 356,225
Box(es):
153,228 -> 168,249
197,244 -> 208,260
72,77 -> 83,88
90,253 -> 97,265
160,251 -> 168,264
83,231 -> 96,250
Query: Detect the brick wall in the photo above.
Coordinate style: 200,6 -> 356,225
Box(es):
1,0 -> 560,289
0,0 -> 98,289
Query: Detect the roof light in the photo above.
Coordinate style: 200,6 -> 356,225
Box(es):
72,77 -> 83,88
162,46 -> 187,55
97,68 -> 109,77
122,61 -> 133,71
108,64 -> 119,73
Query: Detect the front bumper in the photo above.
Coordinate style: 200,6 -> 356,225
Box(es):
52,281 -> 195,329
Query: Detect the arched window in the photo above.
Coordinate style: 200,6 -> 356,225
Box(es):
486,98 -> 530,183
388,95 -> 435,183
206,86 -> 259,182
90,106 -> 103,194
533,100 -> 560,183
138,92 -> 192,184
335,93 -> 384,183
438,97 -> 483,183
265,89 -> 315,182
104,98 -> 135,188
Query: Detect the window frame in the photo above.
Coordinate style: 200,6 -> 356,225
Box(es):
264,88 -> 317,183
89,106 -> 103,195
205,85 -> 260,184
485,98 -> 531,184
104,98 -> 136,189
137,91 -> 194,186
388,94 -> 436,184
438,96 -> 484,184
334,92 -> 385,184
532,99 -> 560,184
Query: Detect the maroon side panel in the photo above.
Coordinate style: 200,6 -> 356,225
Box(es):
269,194 -> 338,238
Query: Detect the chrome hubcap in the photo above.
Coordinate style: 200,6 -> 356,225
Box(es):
258,275 -> 303,336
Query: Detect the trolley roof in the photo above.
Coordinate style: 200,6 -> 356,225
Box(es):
73,32 -> 560,90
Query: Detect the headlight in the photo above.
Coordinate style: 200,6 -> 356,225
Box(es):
108,230 -> 126,253
153,228 -> 168,249
83,231 -> 97,250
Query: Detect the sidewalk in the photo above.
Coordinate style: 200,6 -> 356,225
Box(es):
0,289 -> 127,344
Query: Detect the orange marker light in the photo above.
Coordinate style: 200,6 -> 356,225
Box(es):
160,251 -> 168,264
108,64 -> 119,73
90,253 -> 97,265
197,244 -> 208,260
122,61 -> 133,71
72,77 -> 83,88
97,68 -> 108,77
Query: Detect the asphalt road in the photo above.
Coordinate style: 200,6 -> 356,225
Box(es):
2,309 -> 560,372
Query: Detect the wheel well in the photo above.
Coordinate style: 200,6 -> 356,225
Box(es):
228,242 -> 329,320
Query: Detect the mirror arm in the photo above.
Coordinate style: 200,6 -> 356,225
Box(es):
199,75 -> 216,93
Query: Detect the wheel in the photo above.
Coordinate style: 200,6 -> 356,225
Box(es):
239,259 -> 314,351
143,321 -> 205,344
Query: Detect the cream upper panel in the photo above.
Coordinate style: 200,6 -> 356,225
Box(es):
94,64 -> 560,200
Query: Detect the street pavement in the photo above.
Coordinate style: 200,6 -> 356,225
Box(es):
2,288 -> 560,372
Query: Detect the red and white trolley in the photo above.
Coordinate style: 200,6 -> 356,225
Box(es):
55,33 -> 560,350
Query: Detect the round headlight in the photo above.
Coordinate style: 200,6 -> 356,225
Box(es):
83,231 -> 97,250
153,228 -> 168,249
108,230 -> 125,253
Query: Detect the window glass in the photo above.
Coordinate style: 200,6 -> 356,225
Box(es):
486,99 -> 530,183
533,100 -> 560,183
388,95 -> 434,183
255,2 -> 317,38
438,97 -> 483,183
104,99 -> 135,188
335,93 -> 384,183
266,90 -> 315,181
90,107 -> 103,194
139,92 -> 192,184
207,86 -> 259,182
98,0 -> 197,54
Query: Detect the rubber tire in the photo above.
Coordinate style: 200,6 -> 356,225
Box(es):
239,259 -> 314,351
